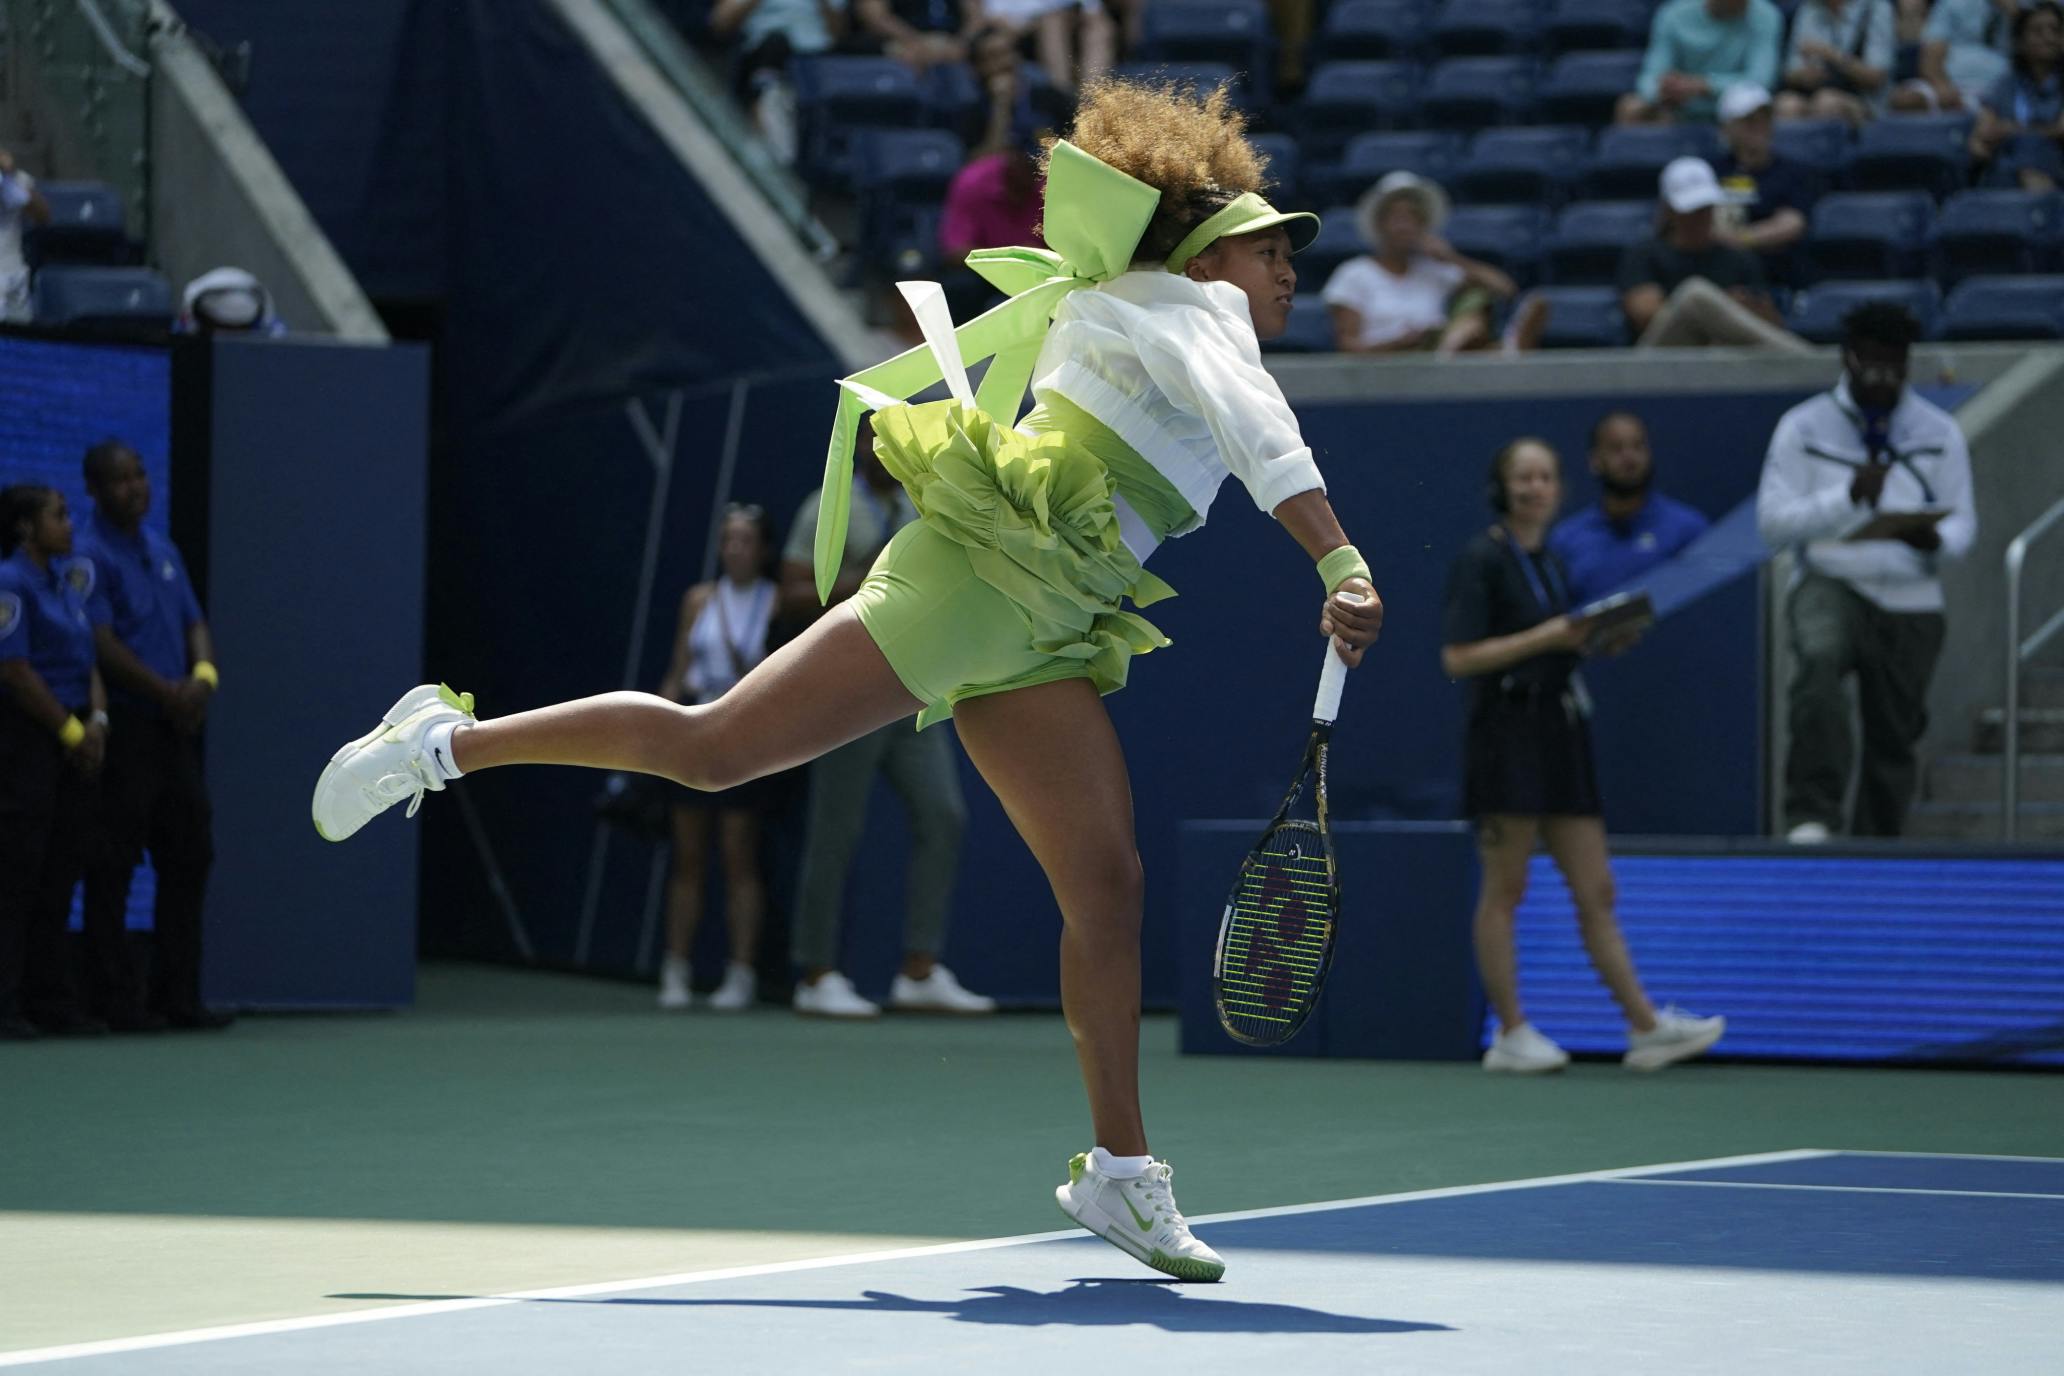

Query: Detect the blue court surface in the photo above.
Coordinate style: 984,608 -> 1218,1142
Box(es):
9,1150 -> 2059,1374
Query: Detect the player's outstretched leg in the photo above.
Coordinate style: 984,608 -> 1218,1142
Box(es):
312,605 -> 919,842
952,677 -> 1225,1282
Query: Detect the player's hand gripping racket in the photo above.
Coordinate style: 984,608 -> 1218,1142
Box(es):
1211,615 -> 1358,1047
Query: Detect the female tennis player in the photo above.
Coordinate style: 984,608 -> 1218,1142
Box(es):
314,78 -> 1383,1282
1442,437 -> 1723,1075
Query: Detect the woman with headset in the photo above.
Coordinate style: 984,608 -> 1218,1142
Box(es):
1441,438 -> 1725,1075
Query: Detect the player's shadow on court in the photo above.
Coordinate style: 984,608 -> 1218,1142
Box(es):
337,1281 -> 1450,1335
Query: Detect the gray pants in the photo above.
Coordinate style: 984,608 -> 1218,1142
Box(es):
1785,574 -> 1947,837
1638,277 -> 1812,352
791,721 -> 967,969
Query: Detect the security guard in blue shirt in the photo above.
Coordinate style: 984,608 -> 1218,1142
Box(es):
74,441 -> 229,1031
0,484 -> 110,1039
1549,411 -> 1713,607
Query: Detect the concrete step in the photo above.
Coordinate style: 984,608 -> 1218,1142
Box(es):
1904,801 -> 2064,841
1973,708 -> 2064,754
1928,752 -> 2064,804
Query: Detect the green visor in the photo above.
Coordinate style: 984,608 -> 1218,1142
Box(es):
1164,192 -> 1322,275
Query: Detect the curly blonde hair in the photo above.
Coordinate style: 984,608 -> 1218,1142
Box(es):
1042,77 -> 1273,265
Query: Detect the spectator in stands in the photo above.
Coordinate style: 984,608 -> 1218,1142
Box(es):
1619,0 -> 1787,124
0,485 -> 108,1040
1895,0 -> 2024,111
1777,0 -> 1898,124
858,0 -> 978,71
1323,172 -> 1548,356
984,0 -> 1114,94
1713,85 -> 1817,287
710,0 -> 850,164
1756,303 -> 1977,841
939,28 -> 1048,316
1970,2 -> 2064,190
655,504 -> 782,1012
1618,157 -> 1809,349
177,268 -> 285,336
1550,412 -> 1712,605
0,145 -> 50,324
776,428 -> 990,1019
74,442 -> 229,1033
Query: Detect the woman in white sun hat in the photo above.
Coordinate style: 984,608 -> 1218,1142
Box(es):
1322,170 -> 1548,356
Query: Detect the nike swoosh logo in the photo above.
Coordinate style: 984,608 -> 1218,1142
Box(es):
1121,1194 -> 1154,1233
434,748 -> 446,770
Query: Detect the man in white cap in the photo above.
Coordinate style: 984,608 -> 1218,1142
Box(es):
1713,84 -> 1818,287
1617,156 -> 1808,348
1322,171 -> 1548,355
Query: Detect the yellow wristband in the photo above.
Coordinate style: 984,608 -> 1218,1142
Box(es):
1317,544 -> 1372,595
59,715 -> 87,749
192,661 -> 220,689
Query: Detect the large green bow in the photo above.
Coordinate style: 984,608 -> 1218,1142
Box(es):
814,141 -> 1162,601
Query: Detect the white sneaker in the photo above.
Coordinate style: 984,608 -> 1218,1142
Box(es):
792,971 -> 880,1019
889,965 -> 996,1014
657,955 -> 692,1011
1055,1152 -> 1225,1282
311,684 -> 475,842
707,962 -> 757,1012
1786,821 -> 1832,844
1625,1006 -> 1725,1071
1483,1022 -> 1571,1074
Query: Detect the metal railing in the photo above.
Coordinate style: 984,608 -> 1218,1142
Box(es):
2003,495 -> 2064,840
7,0 -> 150,237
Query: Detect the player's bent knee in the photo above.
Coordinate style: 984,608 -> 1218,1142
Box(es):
1058,849 -> 1146,928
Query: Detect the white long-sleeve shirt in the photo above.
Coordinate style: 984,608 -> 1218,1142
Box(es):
1029,271 -> 1327,538
1756,378 -> 1977,613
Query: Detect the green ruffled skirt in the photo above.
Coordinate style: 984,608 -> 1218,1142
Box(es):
852,399 -> 1176,729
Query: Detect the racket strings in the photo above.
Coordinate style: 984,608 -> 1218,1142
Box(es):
1218,824 -> 1335,1034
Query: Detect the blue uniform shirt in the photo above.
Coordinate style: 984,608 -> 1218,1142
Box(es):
1549,493 -> 1712,606
77,511 -> 202,710
0,548 -> 101,707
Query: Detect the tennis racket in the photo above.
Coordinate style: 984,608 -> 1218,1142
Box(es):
1211,626 -> 1355,1047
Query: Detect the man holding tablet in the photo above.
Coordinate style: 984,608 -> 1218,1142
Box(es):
1756,303 -> 1976,841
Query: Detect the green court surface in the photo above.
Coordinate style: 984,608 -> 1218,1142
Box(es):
3,963 -> 2059,1356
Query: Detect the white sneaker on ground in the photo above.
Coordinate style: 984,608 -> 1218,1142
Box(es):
792,971 -> 880,1019
311,684 -> 476,842
657,955 -> 692,1011
1625,1006 -> 1725,1071
1482,1022 -> 1571,1074
1786,821 -> 1832,844
889,965 -> 996,1014
707,962 -> 757,1011
1056,1152 -> 1225,1282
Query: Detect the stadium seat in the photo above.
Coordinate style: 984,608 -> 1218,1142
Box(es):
791,56 -> 926,186
1109,60 -> 1247,105
1262,293 -> 1338,352
1248,131 -> 1304,202
1932,189 -> 2064,284
1543,0 -> 1650,55
1769,118 -> 1853,179
853,129 -> 965,272
1847,115 -> 1974,200
1300,210 -> 1371,287
1537,50 -> 1644,125
1297,62 -> 1422,158
1452,125 -> 1590,207
30,265 -> 174,329
1583,124 -> 1723,200
1305,129 -> 1465,206
1446,203 -> 1554,285
1429,0 -> 1544,57
922,61 -> 1068,135
1419,56 -> 1537,130
1940,274 -> 2064,340
1530,285 -> 1628,346
1140,1 -> 1276,102
1320,0 -> 1432,60
1808,191 -> 1933,279
1786,279 -> 1943,343
1547,199 -> 1655,283
24,181 -> 130,268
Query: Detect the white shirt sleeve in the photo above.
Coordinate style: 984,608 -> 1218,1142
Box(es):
1132,288 -> 1327,516
1932,415 -> 1978,562
1757,407 -> 1864,548
1320,258 -> 1375,312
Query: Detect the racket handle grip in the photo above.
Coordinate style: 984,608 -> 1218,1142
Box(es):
1313,591 -> 1363,724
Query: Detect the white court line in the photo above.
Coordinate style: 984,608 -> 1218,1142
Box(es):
1814,1149 -> 2064,1166
0,1148 -> 1833,1369
1606,1178 -> 2064,1202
